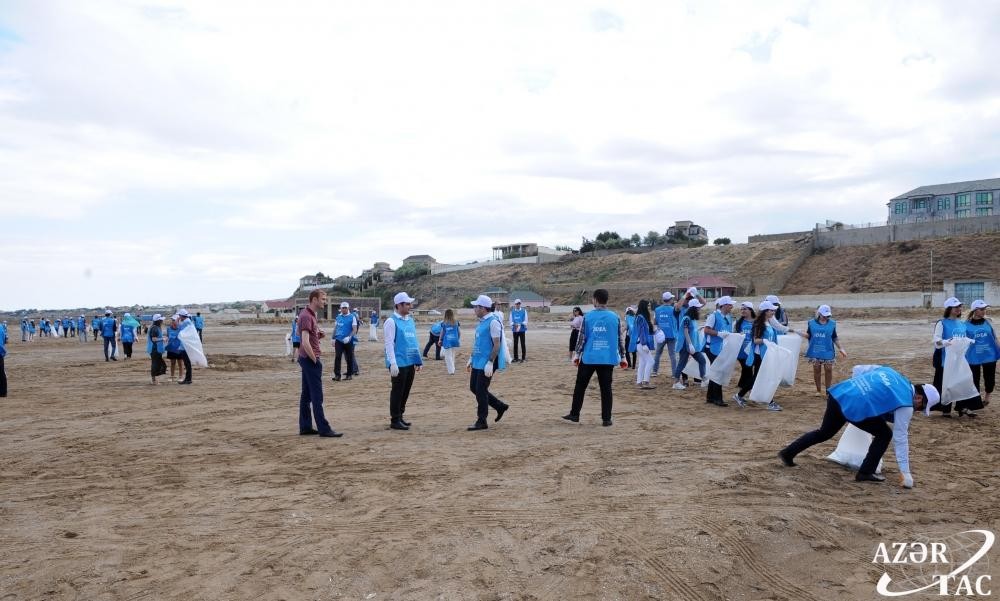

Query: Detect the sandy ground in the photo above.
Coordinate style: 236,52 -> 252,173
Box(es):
1,318 -> 998,600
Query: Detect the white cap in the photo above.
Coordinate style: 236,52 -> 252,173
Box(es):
513,299 -> 522,304
765,294 -> 781,305
970,299 -> 989,310
662,291 -> 674,301
741,301 -> 755,310
943,297 -> 962,308
686,286 -> 698,296
817,304 -> 832,317
393,292 -> 416,305
759,301 -> 776,312
340,301 -> 350,308
178,309 -> 190,317
171,313 -> 180,321
922,384 -> 941,416
716,296 -> 734,307
687,298 -> 703,308
104,309 -> 112,315
471,294 -> 493,308
124,312 -> 131,318
152,313 -> 163,321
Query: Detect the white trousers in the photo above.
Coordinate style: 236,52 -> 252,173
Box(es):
442,347 -> 456,374
369,324 -> 378,341
636,345 -> 653,384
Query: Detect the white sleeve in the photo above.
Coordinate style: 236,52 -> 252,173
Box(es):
509,313 -> 513,327
490,319 -> 503,339
705,313 -> 717,330
383,319 -> 397,365
891,406 -> 913,474
523,311 -> 528,326
768,316 -> 790,333
932,321 -> 945,348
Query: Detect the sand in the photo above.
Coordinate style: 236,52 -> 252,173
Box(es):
1,318 -> 997,600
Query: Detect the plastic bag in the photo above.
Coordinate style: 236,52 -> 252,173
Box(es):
826,424 -> 883,474
285,333 -> 292,356
708,334 -> 744,386
777,334 -> 802,387
653,329 -> 666,345
178,325 -> 208,368
941,337 -> 979,404
749,341 -> 790,403
682,353 -> 709,380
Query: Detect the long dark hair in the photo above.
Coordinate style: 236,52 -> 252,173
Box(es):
685,306 -> 700,322
735,309 -> 756,332
943,307 -> 961,319
636,299 -> 652,328
571,306 -> 583,317
752,309 -> 770,339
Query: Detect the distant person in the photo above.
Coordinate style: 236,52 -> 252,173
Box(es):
290,315 -> 301,363
439,309 -> 461,375
165,315 -> 184,381
965,299 -> 997,408
563,289 -> 625,427
0,319 -> 7,397
120,313 -> 139,359
27,320 -> 36,341
802,305 -> 848,394
466,295 -> 509,431
732,301 -> 757,407
194,312 -> 205,341
62,317 -> 73,339
77,315 -> 88,343
297,290 -> 342,438
569,306 -> 584,362
332,301 -> 358,381
384,292 -> 422,430
368,309 -> 379,341
510,299 -> 528,362
20,319 -> 28,342
767,294 -> 789,327
91,315 -> 101,342
147,314 -> 167,384
750,300 -> 783,411
423,319 -> 443,360
673,298 -> 708,390
176,309 -> 194,384
653,292 -> 679,379
779,365 -> 936,488
703,296 -> 734,406
624,306 -> 636,369
630,299 -> 655,390
100,310 -> 118,361
932,297 -> 983,417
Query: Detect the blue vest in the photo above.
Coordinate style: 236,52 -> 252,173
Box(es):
627,315 -> 652,352
940,318 -> 967,361
77,317 -> 86,330
430,321 -> 443,336
581,309 -> 620,365
706,310 -> 732,356
386,316 -> 421,368
101,317 -> 116,338
62,319 -> 71,329
830,366 -> 914,422
194,316 -> 204,329
441,322 -> 461,348
966,320 -> 998,365
653,305 -> 676,339
511,308 -> 527,331
121,324 -> 135,343
291,320 -> 301,343
146,325 -> 165,354
0,327 -> 6,357
805,318 -> 837,360
471,315 -> 507,370
334,313 -> 356,339
735,319 -> 754,361
681,315 -> 703,351
625,314 -> 636,337
166,326 -> 181,352
755,324 -> 777,358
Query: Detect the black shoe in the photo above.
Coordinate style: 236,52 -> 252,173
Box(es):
778,450 -> 796,467
299,429 -> 319,435
344,376 -> 352,381
710,399 -> 728,407
178,380 -> 192,385
400,418 -> 411,427
467,421 -> 488,431
561,414 -> 579,423
331,376 -> 341,381
855,472 -> 885,483
106,358 -> 110,362
602,419 -> 613,427
390,420 -> 410,431
495,405 -> 508,422
111,357 -> 118,361
319,430 -> 344,438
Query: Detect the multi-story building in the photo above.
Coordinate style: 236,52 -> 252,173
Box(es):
888,177 -> 1000,224
665,220 -> 709,243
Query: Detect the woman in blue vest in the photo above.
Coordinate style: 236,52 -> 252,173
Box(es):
466,295 -> 509,431
440,309 -> 461,375
932,297 -> 983,417
703,296 -> 735,406
569,307 -> 584,362
384,292 -> 423,430
672,298 -> 708,390
147,314 -> 167,384
802,304 -> 847,394
779,365 -> 937,487
630,299 -> 655,389
290,315 -> 301,363
120,313 -> 139,359
732,302 -> 757,407
27,320 -> 36,341
748,300 -> 783,411
966,299 -> 998,407
165,315 -> 184,381
563,288 -> 626,426
624,306 -> 636,369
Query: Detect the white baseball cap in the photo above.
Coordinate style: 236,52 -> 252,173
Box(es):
741,301 -> 755,310
970,299 -> 989,310
513,299 -> 522,304
178,309 -> 190,317
687,298 -> 703,308
471,294 -> 493,308
340,301 -> 350,308
152,313 -> 163,321
662,291 -> 674,301
171,313 -> 180,321
922,384 -> 941,415
686,286 -> 699,296
393,292 -> 416,305
817,304 -> 833,317
765,294 -> 781,305
759,301 -> 776,312
104,309 -> 112,315
943,297 -> 962,308
716,296 -> 734,307
124,312 -> 131,318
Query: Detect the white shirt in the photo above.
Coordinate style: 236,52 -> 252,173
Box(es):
383,311 -> 411,366
484,314 -> 503,339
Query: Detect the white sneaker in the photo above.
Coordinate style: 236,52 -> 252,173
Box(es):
672,382 -> 686,390
732,394 -> 746,408
700,379 -> 710,389
767,401 -> 783,412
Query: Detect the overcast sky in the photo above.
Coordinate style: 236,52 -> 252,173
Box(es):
2,1 -> 999,310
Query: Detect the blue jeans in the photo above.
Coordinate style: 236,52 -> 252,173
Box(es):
103,336 -> 117,360
298,356 -> 333,434
674,346 -> 707,380
653,338 -> 677,376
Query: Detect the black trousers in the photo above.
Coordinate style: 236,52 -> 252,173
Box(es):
422,334 -> 441,359
737,359 -> 759,397
0,355 -> 7,397
150,351 -> 167,378
334,340 -> 355,377
932,350 -> 984,413
123,341 -> 133,358
971,361 -> 997,395
705,350 -> 723,402
389,365 -> 416,420
179,351 -> 192,382
569,329 -> 580,354
782,395 -> 892,476
569,362 -> 613,421
469,368 -> 507,424
513,331 -> 526,360
623,334 -> 634,367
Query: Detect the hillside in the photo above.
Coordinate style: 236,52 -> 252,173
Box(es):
781,232 -> 1000,294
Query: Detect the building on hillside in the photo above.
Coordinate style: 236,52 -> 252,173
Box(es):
944,278 -> 999,307
668,276 -> 736,301
299,275 -> 319,288
888,177 -> 1000,224
481,286 -> 510,310
508,289 -> 549,308
262,299 -> 297,315
360,262 -> 395,288
402,255 -> 437,270
666,220 -> 709,243
490,243 -> 569,263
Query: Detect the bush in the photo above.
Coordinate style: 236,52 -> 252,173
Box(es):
713,237 -> 731,245
393,263 -> 430,280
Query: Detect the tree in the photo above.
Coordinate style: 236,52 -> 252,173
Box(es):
595,231 -> 622,243
713,237 -> 731,245
554,244 -> 574,252
630,233 -> 641,247
593,239 -> 608,250
643,231 -> 662,247
393,263 -> 430,280
580,238 -> 595,253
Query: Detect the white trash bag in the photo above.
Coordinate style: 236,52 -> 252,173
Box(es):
749,340 -> 791,404
708,334 -> 744,386
941,337 -> 978,405
653,329 -> 666,345
777,334 -> 802,387
682,352 -> 709,380
178,325 -> 208,368
285,333 -> 292,356
826,424 -> 883,474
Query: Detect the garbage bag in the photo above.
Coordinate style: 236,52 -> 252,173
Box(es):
826,424 -> 883,474
178,325 -> 208,368
708,334 -> 743,386
749,341 -> 790,404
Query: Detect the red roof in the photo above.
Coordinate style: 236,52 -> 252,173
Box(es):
669,276 -> 736,289
264,299 -> 296,309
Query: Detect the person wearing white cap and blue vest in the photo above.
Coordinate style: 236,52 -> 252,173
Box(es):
931,297 -> 983,417
802,304 -> 847,394
652,291 -> 679,378
384,292 -> 422,430
766,294 -> 789,327
703,296 -> 735,406
100,310 -> 118,361
176,309 -> 194,384
510,299 -> 528,362
77,315 -> 88,343
466,294 -> 509,430
965,299 -> 998,407
779,365 -> 936,488
746,300 -> 784,411
332,301 -> 358,381
563,289 -> 626,426
672,298 -> 708,389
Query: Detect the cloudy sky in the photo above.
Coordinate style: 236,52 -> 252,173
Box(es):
2,1 -> 999,310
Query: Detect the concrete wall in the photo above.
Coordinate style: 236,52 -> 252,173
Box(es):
432,256 -> 537,275
815,214 -> 1000,249
773,292 -> 944,310
747,231 -> 812,243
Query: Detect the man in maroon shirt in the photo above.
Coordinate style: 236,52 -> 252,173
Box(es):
297,290 -> 342,437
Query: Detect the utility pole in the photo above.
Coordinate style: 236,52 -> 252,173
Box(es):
929,249 -> 934,291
